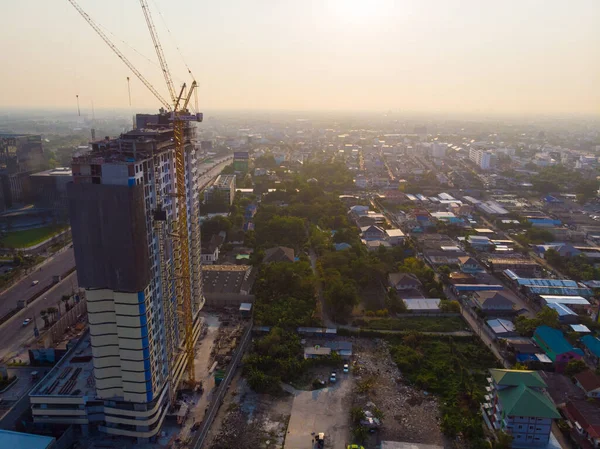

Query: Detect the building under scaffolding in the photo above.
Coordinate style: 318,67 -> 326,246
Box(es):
37,113 -> 206,441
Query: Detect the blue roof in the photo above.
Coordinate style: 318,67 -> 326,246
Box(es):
581,335 -> 600,357
0,430 -> 54,449
534,326 -> 584,357
334,242 -> 352,251
545,302 -> 577,317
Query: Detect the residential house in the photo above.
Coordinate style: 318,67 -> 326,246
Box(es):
384,228 -> 405,246
388,272 -> 422,292
200,234 -> 223,265
403,298 -> 441,313
487,319 -> 518,338
483,369 -> 560,447
449,272 -> 478,285
532,326 -> 584,373
304,341 -> 352,360
361,225 -> 386,241
366,240 -> 391,252
334,242 -> 352,251
263,246 -> 295,263
534,243 -> 581,259
573,370 -> 600,398
544,303 -> 580,325
562,400 -> 600,449
356,213 -> 386,227
458,256 -> 484,273
473,291 -> 515,314
581,335 -> 600,367
467,235 -> 493,250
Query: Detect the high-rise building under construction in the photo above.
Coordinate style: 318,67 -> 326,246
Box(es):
65,112 -> 204,438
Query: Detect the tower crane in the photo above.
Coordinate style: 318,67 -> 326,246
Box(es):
67,0 -> 201,389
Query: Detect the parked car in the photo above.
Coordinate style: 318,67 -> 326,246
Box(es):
343,364 -> 349,373
329,371 -> 337,383
31,280 -> 39,286
22,318 -> 32,327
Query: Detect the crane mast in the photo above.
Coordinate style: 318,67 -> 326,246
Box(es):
67,0 -> 200,389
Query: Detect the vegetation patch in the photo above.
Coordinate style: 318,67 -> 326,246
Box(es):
387,333 -> 500,447
0,225 -> 67,248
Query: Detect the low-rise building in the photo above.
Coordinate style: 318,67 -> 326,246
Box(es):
388,273 -> 422,292
366,240 -> 391,251
384,228 -> 405,246
204,174 -> 236,206
361,225 -> 386,241
532,326 -> 584,372
561,400 -> 600,449
473,291 -> 515,314
573,370 -> 600,398
581,335 -> 600,367
403,298 -> 441,313
202,265 -> 255,307
200,234 -> 223,265
483,369 -> 559,447
457,256 -> 484,273
486,319 -> 518,338
263,246 -> 295,263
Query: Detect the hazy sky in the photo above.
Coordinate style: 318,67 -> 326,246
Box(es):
1,0 -> 598,115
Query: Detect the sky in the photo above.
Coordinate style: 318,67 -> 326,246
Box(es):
0,0 -> 598,115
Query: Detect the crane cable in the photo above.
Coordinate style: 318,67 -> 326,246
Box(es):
149,0 -> 196,83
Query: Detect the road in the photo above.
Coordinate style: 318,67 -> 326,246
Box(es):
0,271 -> 78,362
309,248 -> 334,328
0,156 -> 232,364
0,248 -> 75,320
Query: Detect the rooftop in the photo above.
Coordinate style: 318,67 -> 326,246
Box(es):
497,383 -> 560,419
534,326 -> 584,358
581,335 -> 600,357
403,298 -> 441,311
30,334 -> 95,398
490,369 -> 547,388
202,265 -> 253,294
0,430 -> 54,449
573,369 -> 600,393
30,167 -> 72,177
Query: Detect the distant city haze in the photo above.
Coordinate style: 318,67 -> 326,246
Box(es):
0,0 -> 598,115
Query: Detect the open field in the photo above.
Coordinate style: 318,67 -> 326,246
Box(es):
1,226 -> 67,249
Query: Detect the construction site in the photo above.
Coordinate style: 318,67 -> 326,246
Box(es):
20,0 -> 250,446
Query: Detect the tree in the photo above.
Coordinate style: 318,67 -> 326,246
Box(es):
439,300 -> 460,313
564,360 -> 588,377
537,307 -> 560,328
492,431 -> 513,449
325,279 -> 359,322
40,310 -> 49,328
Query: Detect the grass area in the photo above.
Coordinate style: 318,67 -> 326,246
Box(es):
359,316 -> 467,332
0,225 -> 67,249
388,334 -> 500,446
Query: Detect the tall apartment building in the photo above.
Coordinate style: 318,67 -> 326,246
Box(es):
484,369 -> 560,447
0,133 -> 45,210
204,174 -> 236,206
469,147 -> 492,170
30,114 -> 204,441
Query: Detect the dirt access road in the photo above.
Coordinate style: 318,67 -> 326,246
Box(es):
284,377 -> 353,449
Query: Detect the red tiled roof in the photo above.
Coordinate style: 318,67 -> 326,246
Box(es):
574,370 -> 600,393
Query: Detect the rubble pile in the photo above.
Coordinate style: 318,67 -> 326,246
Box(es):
352,338 -> 444,446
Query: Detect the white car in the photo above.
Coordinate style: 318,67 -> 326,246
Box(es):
31,280 -> 39,286
22,318 -> 32,327
329,372 -> 337,383
343,364 -> 349,373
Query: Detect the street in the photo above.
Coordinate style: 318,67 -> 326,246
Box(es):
0,271 -> 78,362
0,248 -> 75,319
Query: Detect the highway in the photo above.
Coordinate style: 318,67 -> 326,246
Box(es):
0,155 -> 232,363
0,248 -> 75,319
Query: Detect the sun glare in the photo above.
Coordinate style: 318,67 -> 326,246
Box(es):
330,0 -> 390,24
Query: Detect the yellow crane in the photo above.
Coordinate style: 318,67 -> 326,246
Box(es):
67,0 -> 200,384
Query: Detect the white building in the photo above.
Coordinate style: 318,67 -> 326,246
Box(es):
204,174 -> 236,206
469,147 -> 492,170
45,116 -> 205,441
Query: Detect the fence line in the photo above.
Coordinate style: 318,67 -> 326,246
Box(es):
191,319 -> 253,449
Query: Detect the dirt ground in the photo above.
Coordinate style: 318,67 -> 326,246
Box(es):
206,374 -> 293,449
351,338 -> 446,448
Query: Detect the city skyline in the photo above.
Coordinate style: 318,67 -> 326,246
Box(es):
0,0 -> 598,115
